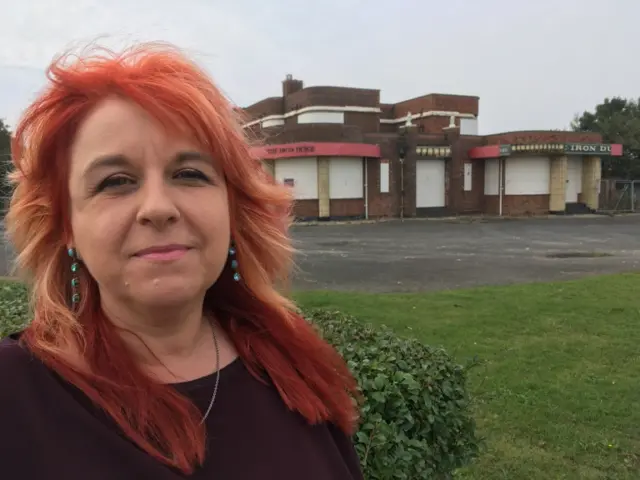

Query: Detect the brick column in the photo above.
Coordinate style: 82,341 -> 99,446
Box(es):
317,158 -> 330,218
549,155 -> 568,213
581,156 -> 601,210
404,130 -> 418,217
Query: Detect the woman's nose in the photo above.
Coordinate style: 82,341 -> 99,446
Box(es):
135,178 -> 180,229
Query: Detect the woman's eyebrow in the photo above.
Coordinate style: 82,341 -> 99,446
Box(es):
82,154 -> 130,180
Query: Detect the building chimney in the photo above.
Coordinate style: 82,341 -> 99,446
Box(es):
282,74 -> 303,97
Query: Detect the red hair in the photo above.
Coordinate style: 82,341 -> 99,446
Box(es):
6,42 -> 359,473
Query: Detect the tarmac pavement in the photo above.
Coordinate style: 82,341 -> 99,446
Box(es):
1,215 -> 638,293
291,215 -> 640,293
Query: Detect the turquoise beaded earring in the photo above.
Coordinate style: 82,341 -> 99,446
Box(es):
67,247 -> 81,305
229,242 -> 240,282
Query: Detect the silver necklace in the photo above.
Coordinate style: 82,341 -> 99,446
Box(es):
199,324 -> 221,424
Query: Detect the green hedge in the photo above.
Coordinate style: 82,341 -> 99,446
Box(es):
0,283 -> 479,478
307,309 -> 479,479
0,282 -> 29,337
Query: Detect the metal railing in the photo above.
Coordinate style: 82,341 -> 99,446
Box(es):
598,179 -> 640,213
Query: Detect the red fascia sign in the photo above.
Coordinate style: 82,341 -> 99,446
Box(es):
251,142 -> 381,159
469,143 -> 624,159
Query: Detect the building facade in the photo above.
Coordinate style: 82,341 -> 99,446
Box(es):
240,75 -> 623,220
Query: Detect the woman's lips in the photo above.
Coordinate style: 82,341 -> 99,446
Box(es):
134,245 -> 190,261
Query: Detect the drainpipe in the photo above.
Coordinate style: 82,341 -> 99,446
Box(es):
399,156 -> 405,221
363,158 -> 369,220
396,130 -> 409,222
498,157 -> 504,217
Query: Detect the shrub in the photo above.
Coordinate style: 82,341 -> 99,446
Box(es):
0,281 -> 29,338
306,308 -> 479,480
0,285 -> 479,478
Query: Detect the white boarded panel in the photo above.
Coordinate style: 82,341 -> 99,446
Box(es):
274,157 -> 318,199
464,163 -> 473,191
460,118 -> 478,135
505,156 -> 550,195
297,111 -> 344,124
329,157 -> 363,199
566,156 -> 583,202
416,159 -> 445,208
380,160 -> 390,193
484,158 -> 499,195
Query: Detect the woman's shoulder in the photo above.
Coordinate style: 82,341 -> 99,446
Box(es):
0,333 -> 43,399
0,332 -> 32,368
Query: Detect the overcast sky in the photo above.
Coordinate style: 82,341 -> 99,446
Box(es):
0,0 -> 637,134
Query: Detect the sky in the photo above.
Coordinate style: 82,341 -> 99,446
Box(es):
0,0 -> 637,134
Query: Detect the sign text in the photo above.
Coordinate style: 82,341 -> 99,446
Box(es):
265,145 -> 316,156
565,143 -> 612,155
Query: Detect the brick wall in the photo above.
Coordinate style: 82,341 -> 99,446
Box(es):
243,97 -> 283,120
284,86 -> 380,112
484,195 -> 549,215
330,199 -> 365,218
504,195 -> 549,215
241,81 -> 479,136
393,94 -> 479,118
447,133 -> 485,212
415,116 -> 451,132
366,159 -> 395,218
364,134 -> 402,218
259,124 -> 366,144
344,112 -> 380,133
292,199 -> 319,219
380,103 -> 394,121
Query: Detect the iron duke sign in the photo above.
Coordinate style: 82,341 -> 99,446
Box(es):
565,143 -> 613,155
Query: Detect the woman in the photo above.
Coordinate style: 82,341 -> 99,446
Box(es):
0,42 -> 363,479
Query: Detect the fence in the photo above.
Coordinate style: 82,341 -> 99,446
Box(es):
598,179 -> 640,213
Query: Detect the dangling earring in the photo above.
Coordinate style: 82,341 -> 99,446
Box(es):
67,247 -> 81,305
229,242 -> 240,282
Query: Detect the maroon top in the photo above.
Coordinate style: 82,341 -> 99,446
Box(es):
0,334 -> 363,480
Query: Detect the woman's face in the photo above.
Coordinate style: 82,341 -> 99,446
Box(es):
67,97 -> 231,310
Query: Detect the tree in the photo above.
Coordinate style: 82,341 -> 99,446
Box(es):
0,119 -> 13,213
0,118 -> 9,152
572,97 -> 640,178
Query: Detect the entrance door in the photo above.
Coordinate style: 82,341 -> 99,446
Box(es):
565,157 -> 583,203
416,159 -> 446,208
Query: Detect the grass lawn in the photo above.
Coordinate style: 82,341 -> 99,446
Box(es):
295,273 -> 640,479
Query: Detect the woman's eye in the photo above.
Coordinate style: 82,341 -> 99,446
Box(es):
174,169 -> 210,182
96,175 -> 135,192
